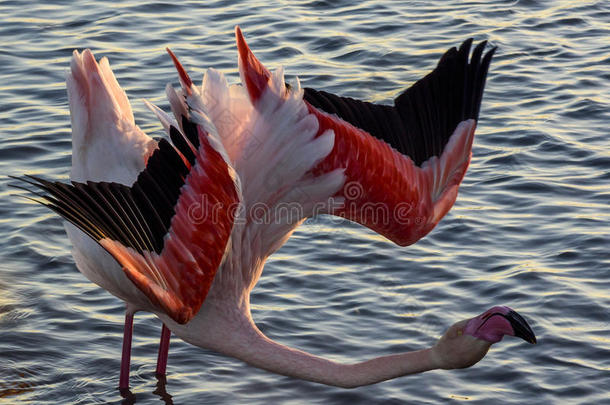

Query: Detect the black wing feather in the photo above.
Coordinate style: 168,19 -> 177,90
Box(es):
303,39 -> 496,166
13,116 -> 202,255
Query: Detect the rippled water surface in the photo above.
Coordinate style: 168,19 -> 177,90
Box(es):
1,0 -> 609,403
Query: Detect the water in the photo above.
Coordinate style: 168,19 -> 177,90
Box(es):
0,0 -> 608,403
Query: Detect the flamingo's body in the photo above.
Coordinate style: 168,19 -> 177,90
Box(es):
16,27 -> 535,390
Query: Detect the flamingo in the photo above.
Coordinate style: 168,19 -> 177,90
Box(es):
14,27 -> 536,390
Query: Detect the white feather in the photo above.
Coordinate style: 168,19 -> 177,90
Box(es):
68,49 -> 156,184
143,99 -> 177,134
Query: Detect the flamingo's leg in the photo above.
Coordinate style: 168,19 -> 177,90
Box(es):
119,312 -> 134,389
155,324 -> 171,376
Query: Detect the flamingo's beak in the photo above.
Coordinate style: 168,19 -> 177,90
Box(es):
503,309 -> 537,344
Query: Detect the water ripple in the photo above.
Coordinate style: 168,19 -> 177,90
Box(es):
0,0 -> 608,403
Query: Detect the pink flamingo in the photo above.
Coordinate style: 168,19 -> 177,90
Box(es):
15,27 -> 535,390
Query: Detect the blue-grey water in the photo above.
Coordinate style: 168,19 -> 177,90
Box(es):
1,0 -> 609,403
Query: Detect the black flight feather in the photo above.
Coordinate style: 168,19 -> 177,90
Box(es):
303,39 -> 496,167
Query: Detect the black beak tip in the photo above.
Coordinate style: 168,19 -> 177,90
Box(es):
507,310 -> 537,344
524,334 -> 537,345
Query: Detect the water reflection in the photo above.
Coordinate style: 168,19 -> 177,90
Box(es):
118,375 -> 173,405
152,375 -> 174,405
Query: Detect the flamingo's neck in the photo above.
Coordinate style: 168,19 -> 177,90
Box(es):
227,320 -> 436,388
167,302 -> 437,388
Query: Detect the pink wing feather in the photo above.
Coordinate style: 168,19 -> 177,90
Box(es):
100,127 -> 239,323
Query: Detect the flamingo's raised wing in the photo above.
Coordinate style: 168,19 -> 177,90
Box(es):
16,94 -> 240,325
236,27 -> 495,246
68,49 -> 157,185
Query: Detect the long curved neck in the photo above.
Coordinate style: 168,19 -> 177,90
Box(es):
207,310 -> 438,388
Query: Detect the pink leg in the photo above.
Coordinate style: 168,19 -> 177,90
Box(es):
119,312 -> 134,390
155,324 -> 171,376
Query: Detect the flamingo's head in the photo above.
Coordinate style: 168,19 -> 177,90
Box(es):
464,305 -> 536,344
430,306 -> 536,370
